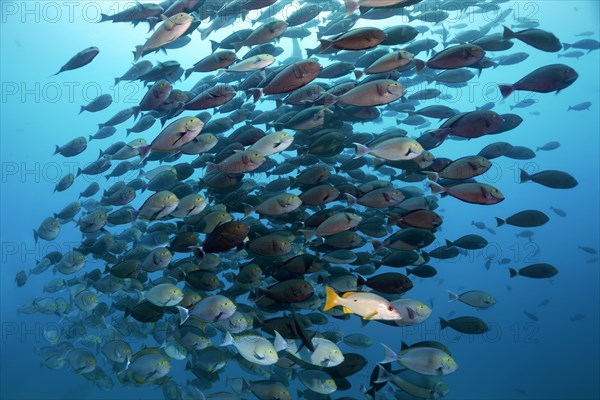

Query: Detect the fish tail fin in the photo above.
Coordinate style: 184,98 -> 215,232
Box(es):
53,145 -> 61,155
76,167 -> 82,177
79,106 -> 86,114
232,41 -> 243,53
345,193 -> 357,208
192,246 -> 204,259
519,168 -> 531,183
210,40 -> 220,52
249,88 -> 263,104
428,180 -> 445,195
319,39 -> 333,52
131,106 -> 141,120
439,317 -> 449,329
380,343 -> 399,364
98,13 -> 112,23
114,77 -> 120,85
205,162 -> 218,173
498,84 -> 514,98
495,217 -> 505,227
509,268 -> 518,278
133,46 -> 144,62
371,240 -> 383,253
299,229 -> 315,243
343,0 -> 359,15
220,331 -> 234,347
137,145 -> 151,161
374,364 -> 392,384
445,239 -> 454,247
414,59 -> 426,72
562,42 -> 571,50
184,68 -> 194,80
273,330 -> 289,352
200,28 -> 210,41
425,171 -> 439,182
353,142 -> 370,159
429,127 -> 452,141
33,229 -> 39,244
447,290 -> 459,302
567,106 -> 572,111
146,17 -> 159,33
176,305 -> 190,325
356,273 -> 367,288
502,25 -> 515,40
353,70 -> 364,80
406,268 -> 413,276
242,203 -> 255,218
322,286 -> 340,312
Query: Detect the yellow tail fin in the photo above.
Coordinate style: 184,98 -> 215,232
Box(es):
323,286 -> 341,312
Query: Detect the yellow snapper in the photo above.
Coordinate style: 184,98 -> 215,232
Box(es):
323,286 -> 403,320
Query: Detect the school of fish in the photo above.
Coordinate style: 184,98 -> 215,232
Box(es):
16,0 -> 598,399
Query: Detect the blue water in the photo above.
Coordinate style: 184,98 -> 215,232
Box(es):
1,1 -> 599,399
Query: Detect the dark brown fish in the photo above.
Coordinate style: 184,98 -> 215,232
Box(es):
52,47 -> 99,76
499,64 -> 578,98
520,169 -> 578,189
256,279 -> 314,303
320,27 -> 387,51
426,44 -> 485,69
440,316 -> 488,334
509,263 -> 558,278
359,272 -> 413,294
198,221 -> 249,255
503,26 -> 562,52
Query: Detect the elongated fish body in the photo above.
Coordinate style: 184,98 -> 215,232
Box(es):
133,13 -> 193,61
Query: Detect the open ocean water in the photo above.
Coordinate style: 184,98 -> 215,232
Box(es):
1,1 -> 599,399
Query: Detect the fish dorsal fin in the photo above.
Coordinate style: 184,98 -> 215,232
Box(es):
341,291 -> 357,298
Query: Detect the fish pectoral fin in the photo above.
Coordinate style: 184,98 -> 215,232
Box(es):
212,311 -> 223,323
406,307 -> 415,319
253,352 -> 265,360
292,64 -> 303,79
320,357 -> 331,367
172,131 -> 186,145
160,15 -> 176,31
363,311 -> 378,320
480,185 -> 490,199
149,207 -> 166,221
342,306 -> 352,314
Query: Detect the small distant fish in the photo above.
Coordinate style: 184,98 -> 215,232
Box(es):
570,314 -> 585,321
578,246 -> 597,254
523,311 -> 539,321
52,47 -> 99,76
567,101 -> 592,111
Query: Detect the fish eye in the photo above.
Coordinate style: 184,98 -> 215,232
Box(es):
387,305 -> 394,311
